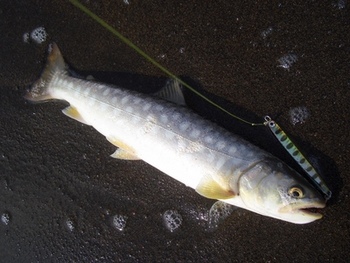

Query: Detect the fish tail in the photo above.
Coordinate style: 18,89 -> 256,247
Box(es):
25,43 -> 67,102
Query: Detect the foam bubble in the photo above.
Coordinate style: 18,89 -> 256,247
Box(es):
22,32 -> 30,43
289,106 -> 310,125
1,212 -> 11,225
261,26 -> 273,39
208,201 -> 236,231
112,214 -> 128,231
334,0 -> 346,9
30,27 -> 47,44
163,210 -> 182,232
278,53 -> 298,70
65,218 -> 75,232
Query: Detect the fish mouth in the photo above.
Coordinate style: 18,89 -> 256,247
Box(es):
298,206 -> 324,218
280,201 -> 326,219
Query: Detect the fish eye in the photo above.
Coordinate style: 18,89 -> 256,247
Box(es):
288,187 -> 304,198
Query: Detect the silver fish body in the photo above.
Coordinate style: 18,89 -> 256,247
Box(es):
26,43 -> 326,224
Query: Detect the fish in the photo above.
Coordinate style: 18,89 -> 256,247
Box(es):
25,43 -> 326,224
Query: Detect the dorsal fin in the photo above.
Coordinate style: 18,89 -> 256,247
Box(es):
153,79 -> 186,106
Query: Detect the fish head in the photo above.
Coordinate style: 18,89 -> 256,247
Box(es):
237,159 -> 326,224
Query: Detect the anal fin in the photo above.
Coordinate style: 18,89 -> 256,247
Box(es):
196,174 -> 235,200
111,148 -> 140,160
62,106 -> 90,125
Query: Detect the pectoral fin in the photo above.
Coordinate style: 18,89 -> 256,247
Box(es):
110,148 -> 140,160
195,174 -> 235,200
62,106 -> 90,125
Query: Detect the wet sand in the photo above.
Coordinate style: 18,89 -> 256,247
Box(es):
0,1 -> 349,262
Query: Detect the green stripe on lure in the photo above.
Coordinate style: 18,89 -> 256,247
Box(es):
264,116 -> 332,201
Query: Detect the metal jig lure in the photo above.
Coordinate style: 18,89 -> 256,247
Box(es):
264,116 -> 331,200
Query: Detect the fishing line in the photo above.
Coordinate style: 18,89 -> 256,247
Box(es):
68,0 -> 263,126
69,0 -> 331,199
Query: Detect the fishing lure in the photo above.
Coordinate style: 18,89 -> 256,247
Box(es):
264,116 -> 332,200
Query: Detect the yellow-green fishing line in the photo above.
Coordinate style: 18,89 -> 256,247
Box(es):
68,0 -> 263,126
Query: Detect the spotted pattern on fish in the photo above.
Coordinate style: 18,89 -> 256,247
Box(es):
25,43 -> 326,224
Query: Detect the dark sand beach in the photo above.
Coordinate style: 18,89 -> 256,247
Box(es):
0,1 -> 349,261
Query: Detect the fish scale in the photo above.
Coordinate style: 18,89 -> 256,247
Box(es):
25,43 -> 326,224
